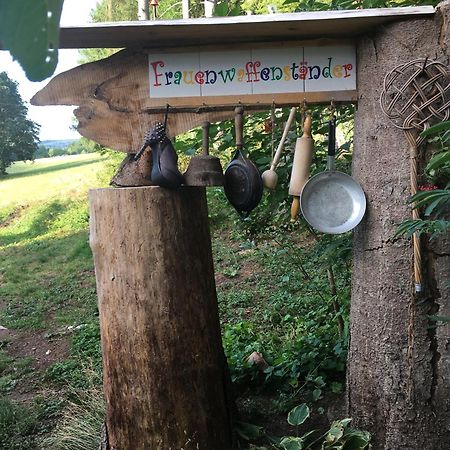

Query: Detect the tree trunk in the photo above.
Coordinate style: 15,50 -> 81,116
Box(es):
89,186 -> 234,450
348,2 -> 450,449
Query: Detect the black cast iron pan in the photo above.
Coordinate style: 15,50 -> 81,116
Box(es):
224,107 -> 263,216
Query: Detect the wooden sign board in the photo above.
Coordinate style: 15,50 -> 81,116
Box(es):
149,45 -> 356,99
148,44 -> 356,107
32,43 -> 357,151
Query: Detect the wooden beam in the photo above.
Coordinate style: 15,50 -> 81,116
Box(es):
0,7 -> 435,50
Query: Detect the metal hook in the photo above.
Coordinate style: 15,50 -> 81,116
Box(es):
163,104 -> 170,132
330,99 -> 336,118
299,99 -> 307,133
301,99 -> 307,115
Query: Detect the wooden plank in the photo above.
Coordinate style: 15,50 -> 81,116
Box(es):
55,6 -> 434,49
143,92 -> 358,108
0,7 -> 434,51
142,38 -> 355,54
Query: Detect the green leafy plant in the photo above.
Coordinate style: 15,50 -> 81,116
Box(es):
0,396 -> 39,450
0,395 -> 62,450
236,403 -> 370,449
395,121 -> 450,240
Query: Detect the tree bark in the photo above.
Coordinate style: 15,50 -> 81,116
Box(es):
348,2 -> 450,449
89,186 -> 233,450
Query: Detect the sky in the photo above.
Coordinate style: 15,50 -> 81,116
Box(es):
0,0 -> 101,141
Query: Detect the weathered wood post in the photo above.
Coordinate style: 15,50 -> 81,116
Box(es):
89,186 -> 233,450
348,2 -> 450,448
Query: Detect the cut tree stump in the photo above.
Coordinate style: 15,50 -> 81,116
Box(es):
89,186 -> 234,450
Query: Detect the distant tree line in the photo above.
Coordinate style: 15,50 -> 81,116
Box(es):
36,137 -> 101,159
0,72 -> 39,175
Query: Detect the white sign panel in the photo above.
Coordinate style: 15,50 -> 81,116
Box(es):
148,45 -> 356,99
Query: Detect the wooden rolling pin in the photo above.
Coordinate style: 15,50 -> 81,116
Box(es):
289,114 -> 314,222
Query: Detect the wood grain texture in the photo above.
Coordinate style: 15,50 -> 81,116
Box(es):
89,186 -> 233,450
110,150 -> 154,187
30,49 -> 239,152
4,7 -> 434,50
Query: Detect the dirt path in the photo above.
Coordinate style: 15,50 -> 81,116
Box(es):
0,325 -> 70,403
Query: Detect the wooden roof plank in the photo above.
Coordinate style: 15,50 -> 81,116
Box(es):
0,6 -> 434,50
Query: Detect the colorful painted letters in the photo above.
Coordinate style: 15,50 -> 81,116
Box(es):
148,45 -> 356,98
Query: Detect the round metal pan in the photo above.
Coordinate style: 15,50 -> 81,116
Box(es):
300,170 -> 366,234
300,117 -> 366,234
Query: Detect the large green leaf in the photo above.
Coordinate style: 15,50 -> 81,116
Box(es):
287,404 -> 310,426
424,196 -> 446,217
410,190 -> 450,218
420,121 -> 450,138
0,0 -> 64,81
426,150 -> 450,171
280,436 -> 304,450
326,419 -> 352,444
342,431 -> 371,449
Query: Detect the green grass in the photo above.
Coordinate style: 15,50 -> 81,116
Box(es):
0,154 -> 112,448
0,154 -> 105,209
0,350 -> 34,395
40,385 -> 104,450
0,154 -> 109,330
0,395 -> 65,450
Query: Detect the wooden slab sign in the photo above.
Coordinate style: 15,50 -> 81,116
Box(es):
32,44 -> 357,152
149,45 -> 356,100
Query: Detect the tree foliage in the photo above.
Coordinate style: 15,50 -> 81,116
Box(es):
0,72 -> 39,175
0,0 -> 64,81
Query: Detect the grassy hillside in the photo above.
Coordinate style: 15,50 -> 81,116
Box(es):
0,155 -> 109,330
1,154 -> 105,209
0,154 -> 355,449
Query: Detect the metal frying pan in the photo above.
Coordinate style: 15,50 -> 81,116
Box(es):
300,117 -> 366,234
224,106 -> 263,216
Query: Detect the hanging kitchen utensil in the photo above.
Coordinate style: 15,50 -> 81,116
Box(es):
380,58 -> 450,294
224,106 -> 263,216
134,122 -> 184,189
184,121 -> 224,186
289,108 -> 315,222
262,106 -> 297,190
300,115 -> 366,234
